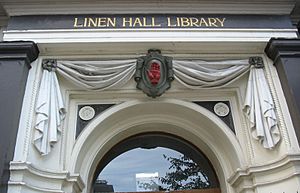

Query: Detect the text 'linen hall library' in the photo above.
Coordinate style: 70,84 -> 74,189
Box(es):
0,1 -> 300,193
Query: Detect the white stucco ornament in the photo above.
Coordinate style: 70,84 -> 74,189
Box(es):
214,102 -> 230,117
243,66 -> 280,149
79,106 -> 95,121
34,66 -> 66,156
34,57 -> 280,156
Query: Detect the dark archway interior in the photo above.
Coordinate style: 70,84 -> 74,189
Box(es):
92,132 -> 220,191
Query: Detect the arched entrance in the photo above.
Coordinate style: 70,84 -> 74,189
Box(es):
92,133 -> 220,193
68,100 -> 245,193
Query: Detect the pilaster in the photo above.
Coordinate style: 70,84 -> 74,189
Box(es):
0,41 -> 39,193
265,38 -> 300,146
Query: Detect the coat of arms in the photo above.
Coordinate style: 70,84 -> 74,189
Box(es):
135,49 -> 174,98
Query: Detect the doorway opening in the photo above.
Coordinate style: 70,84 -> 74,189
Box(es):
91,133 -> 220,193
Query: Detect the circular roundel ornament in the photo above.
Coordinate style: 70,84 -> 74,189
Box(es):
79,106 -> 95,121
214,102 -> 230,117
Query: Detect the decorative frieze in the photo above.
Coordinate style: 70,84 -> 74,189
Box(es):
35,56 -> 279,152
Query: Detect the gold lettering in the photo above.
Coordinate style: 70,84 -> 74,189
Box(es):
97,18 -> 107,27
133,17 -> 143,27
107,17 -> 116,27
208,18 -> 218,27
199,18 -> 208,27
167,17 -> 177,27
143,17 -> 152,27
73,16 -> 225,29
84,18 -> 88,27
88,18 -> 97,27
123,17 -> 132,27
180,17 -> 190,27
74,17 -> 83,27
176,17 -> 181,26
216,18 -> 226,27
189,17 -> 199,27
151,17 -> 161,27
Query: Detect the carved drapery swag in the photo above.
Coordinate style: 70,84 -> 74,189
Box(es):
244,58 -> 280,149
34,59 -> 136,155
173,59 -> 250,88
35,61 -> 66,155
35,57 -> 279,155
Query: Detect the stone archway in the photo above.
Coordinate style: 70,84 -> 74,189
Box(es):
91,132 -> 220,192
68,99 -> 246,193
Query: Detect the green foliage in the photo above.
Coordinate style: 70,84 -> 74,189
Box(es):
138,180 -> 159,191
160,155 -> 211,190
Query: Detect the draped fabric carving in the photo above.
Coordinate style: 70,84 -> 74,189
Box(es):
174,59 -> 279,149
34,69 -> 66,155
173,59 -> 250,88
34,59 -> 136,155
34,58 -> 279,155
56,59 -> 136,90
243,67 -> 280,149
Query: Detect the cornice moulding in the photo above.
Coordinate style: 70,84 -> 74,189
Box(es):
228,153 -> 300,190
1,0 -> 295,16
265,38 -> 300,62
9,161 -> 85,193
0,41 -> 39,67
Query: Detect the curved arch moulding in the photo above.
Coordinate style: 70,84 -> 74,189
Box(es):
68,99 -> 246,193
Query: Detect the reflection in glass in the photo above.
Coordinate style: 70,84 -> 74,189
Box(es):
94,147 -> 212,193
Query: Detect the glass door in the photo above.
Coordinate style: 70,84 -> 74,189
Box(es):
92,133 -> 220,193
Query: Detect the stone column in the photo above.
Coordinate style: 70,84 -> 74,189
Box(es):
0,41 -> 39,193
265,38 -> 300,145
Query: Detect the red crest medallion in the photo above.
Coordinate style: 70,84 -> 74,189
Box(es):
147,60 -> 161,85
135,49 -> 174,98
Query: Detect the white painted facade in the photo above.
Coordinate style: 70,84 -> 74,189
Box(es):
2,1 -> 300,193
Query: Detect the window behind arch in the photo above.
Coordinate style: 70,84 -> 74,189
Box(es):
92,133 -> 220,193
